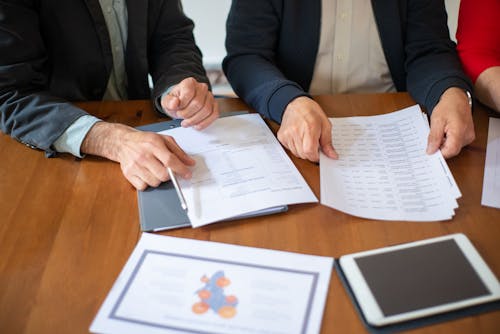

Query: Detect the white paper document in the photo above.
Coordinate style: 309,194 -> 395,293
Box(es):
482,117 -> 500,208
90,233 -> 333,334
320,105 -> 461,221
158,114 -> 318,227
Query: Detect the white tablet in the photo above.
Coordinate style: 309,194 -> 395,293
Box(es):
339,234 -> 500,327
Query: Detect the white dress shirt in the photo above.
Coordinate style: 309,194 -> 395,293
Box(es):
309,0 -> 396,94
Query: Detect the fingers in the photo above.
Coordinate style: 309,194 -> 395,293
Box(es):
166,77 -> 197,111
300,128 -> 321,161
160,136 -> 195,179
191,99 -> 220,130
426,117 -> 445,155
279,128 -> 314,160
180,92 -> 219,129
278,97 -> 335,162
427,87 -> 476,159
117,131 -> 195,190
161,77 -> 219,129
121,154 -> 168,190
128,175 -> 148,191
161,95 -> 181,117
319,119 -> 338,159
439,132 -> 462,158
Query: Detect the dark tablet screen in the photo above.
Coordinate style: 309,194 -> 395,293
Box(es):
355,239 -> 491,316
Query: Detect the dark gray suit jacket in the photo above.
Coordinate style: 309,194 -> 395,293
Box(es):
223,0 -> 472,123
0,0 -> 208,156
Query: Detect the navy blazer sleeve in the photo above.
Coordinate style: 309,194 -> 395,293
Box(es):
403,0 -> 472,113
223,0 -> 310,123
224,0 -> 472,121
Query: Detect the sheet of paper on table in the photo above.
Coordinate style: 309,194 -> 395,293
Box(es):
90,233 -> 334,334
482,117 -> 500,209
320,105 -> 461,221
158,113 -> 318,227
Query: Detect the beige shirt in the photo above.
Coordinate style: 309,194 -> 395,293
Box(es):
309,0 -> 396,94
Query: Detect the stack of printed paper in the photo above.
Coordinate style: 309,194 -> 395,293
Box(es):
320,105 -> 461,221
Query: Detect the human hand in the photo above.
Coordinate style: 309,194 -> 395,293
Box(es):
278,96 -> 338,162
161,77 -> 219,130
81,122 -> 195,190
426,87 -> 475,159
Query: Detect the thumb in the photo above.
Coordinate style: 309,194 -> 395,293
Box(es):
320,120 -> 338,159
427,119 -> 445,155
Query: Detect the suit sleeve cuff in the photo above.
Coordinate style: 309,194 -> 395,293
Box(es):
267,83 -> 310,123
425,77 -> 473,114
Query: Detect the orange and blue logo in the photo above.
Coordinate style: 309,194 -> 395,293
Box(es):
192,270 -> 238,318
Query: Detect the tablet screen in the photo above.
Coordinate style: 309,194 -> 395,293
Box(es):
354,239 -> 490,316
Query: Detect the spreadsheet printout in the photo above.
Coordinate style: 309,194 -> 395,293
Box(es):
320,105 -> 460,221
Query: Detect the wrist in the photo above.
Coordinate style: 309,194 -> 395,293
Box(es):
441,87 -> 472,111
81,122 -> 134,161
285,96 -> 314,113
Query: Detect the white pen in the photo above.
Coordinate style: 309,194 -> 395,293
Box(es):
167,167 -> 188,211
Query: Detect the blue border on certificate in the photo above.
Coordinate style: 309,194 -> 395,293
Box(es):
108,249 -> 320,334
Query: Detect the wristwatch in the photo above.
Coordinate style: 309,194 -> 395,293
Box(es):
464,89 -> 473,110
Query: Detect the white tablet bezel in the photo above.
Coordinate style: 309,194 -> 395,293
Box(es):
339,233 -> 500,327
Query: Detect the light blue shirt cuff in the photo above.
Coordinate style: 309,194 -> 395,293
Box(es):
53,115 -> 102,158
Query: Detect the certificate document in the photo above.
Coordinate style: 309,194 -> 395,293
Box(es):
90,233 -> 333,334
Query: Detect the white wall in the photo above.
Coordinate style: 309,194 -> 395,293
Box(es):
445,0 -> 460,42
181,0 -> 232,68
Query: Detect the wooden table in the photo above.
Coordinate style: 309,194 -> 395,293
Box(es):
1,93 -> 499,333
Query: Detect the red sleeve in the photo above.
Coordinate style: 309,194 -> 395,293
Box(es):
456,0 -> 500,83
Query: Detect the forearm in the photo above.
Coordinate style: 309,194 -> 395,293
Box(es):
475,66 -> 500,113
81,122 -> 135,162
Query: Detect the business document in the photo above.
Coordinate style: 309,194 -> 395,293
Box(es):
90,233 -> 333,334
320,105 -> 460,221
159,114 -> 318,227
482,117 -> 500,208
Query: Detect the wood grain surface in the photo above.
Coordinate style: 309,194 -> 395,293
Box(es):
1,93 -> 499,333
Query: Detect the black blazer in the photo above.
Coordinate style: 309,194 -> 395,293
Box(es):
223,0 -> 472,123
0,0 -> 208,156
